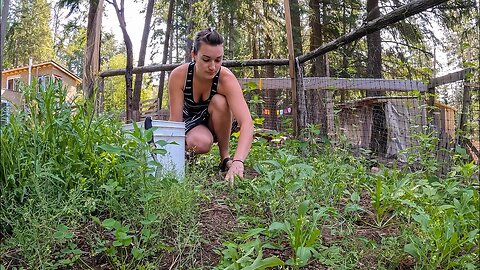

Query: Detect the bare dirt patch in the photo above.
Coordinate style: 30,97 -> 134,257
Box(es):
195,191 -> 238,266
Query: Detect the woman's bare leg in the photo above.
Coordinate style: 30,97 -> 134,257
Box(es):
185,125 -> 213,154
208,94 -> 232,161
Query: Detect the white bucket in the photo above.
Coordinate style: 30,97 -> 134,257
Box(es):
123,120 -> 185,178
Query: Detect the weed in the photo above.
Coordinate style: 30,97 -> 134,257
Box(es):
215,228 -> 284,270
268,200 -> 331,269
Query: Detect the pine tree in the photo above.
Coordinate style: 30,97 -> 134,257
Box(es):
4,0 -> 54,67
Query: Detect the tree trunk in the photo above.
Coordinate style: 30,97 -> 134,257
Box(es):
251,29 -> 262,117
289,0 -> 303,57
227,11 -> 235,59
184,0 -> 197,62
84,0 -> 104,101
175,4 -> 179,63
307,0 -> 324,127
366,0 -> 382,97
132,0 -> 155,121
110,0 -> 134,122
340,0 -> 348,102
158,0 -> 175,113
0,0 -> 10,91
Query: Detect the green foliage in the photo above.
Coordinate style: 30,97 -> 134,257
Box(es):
215,228 -> 284,270
243,150 -> 315,221
4,0 -> 54,67
404,189 -> 479,269
101,53 -> 156,113
404,130 -> 440,174
269,200 -> 330,268
0,81 -> 199,267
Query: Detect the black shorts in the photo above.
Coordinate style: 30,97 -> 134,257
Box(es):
185,112 -> 239,141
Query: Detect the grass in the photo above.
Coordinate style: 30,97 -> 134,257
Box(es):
1,83 -> 479,269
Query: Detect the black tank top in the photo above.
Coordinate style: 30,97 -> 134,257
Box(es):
183,61 -> 221,132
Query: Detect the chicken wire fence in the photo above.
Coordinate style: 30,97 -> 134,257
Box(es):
238,71 -> 479,167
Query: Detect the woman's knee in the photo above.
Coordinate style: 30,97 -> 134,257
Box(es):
186,132 -> 213,153
209,94 -> 230,114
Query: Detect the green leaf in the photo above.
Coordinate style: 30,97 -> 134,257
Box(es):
243,257 -> 285,270
467,229 -> 479,242
155,139 -> 169,147
122,236 -> 133,246
132,247 -> 144,259
54,224 -> 74,240
298,200 -> 310,217
350,191 -> 360,203
144,129 -> 154,142
113,240 -> 123,247
305,228 -> 321,247
98,144 -> 123,154
139,193 -> 155,202
141,228 -> 152,240
243,228 -> 266,239
404,243 -> 420,259
141,214 -> 158,225
455,145 -> 467,156
236,246 -> 256,264
152,148 -> 167,155
102,218 -> 120,230
269,222 -> 286,232
437,205 -> 454,211
69,248 -> 83,255
56,224 -> 69,233
263,160 -> 282,169
296,246 -> 312,266
412,214 -> 430,231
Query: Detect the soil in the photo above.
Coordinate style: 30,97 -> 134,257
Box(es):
195,189 -> 238,266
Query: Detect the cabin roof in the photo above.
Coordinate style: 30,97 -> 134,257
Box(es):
2,60 -> 81,84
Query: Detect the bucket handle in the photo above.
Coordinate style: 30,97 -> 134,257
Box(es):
145,116 -> 160,176
144,116 -> 155,144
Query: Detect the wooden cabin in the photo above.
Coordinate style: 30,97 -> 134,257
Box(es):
1,60 -> 81,108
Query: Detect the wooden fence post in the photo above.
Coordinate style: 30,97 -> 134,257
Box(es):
284,0 -> 299,136
427,84 -> 436,128
96,76 -> 105,114
295,59 -> 307,133
458,74 -> 472,146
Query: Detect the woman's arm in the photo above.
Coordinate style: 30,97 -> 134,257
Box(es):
168,65 -> 187,122
219,69 -> 254,181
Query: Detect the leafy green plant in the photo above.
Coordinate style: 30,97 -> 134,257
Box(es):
269,200 -> 330,268
404,189 -> 479,269
343,190 -> 363,218
236,150 -> 315,221
92,215 -> 165,267
242,81 -> 264,119
404,130 -> 439,174
53,224 -> 83,267
364,176 -> 397,228
215,228 -> 284,270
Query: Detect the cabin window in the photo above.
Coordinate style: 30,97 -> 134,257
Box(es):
53,74 -> 63,86
6,77 -> 21,92
37,75 -> 51,91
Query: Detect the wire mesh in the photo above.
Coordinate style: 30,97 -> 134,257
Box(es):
238,71 -> 479,166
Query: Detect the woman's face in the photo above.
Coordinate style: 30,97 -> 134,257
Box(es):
192,42 -> 224,80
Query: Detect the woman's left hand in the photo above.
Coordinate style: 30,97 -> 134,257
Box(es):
225,160 -> 244,185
